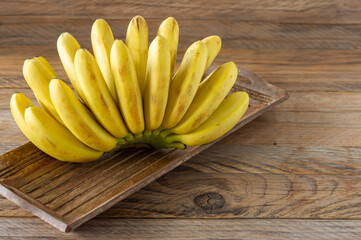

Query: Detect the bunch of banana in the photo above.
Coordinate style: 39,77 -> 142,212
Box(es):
10,16 -> 249,162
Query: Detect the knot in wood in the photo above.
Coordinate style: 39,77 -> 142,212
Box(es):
194,192 -> 225,212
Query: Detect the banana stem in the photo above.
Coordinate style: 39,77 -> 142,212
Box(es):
159,129 -> 172,138
164,133 -> 179,144
125,132 -> 135,141
167,142 -> 186,149
152,128 -> 162,135
115,131 -> 185,151
143,129 -> 152,136
117,138 -> 127,145
134,132 -> 143,139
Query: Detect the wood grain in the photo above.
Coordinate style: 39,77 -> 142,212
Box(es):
1,145 -> 361,218
2,16 -> 361,49
99,145 -> 361,219
1,0 -> 361,237
1,0 -> 361,24
0,218 -> 359,239
2,47 -> 361,92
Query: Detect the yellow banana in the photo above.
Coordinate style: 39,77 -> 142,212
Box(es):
110,40 -> 144,134
74,48 -> 128,138
11,93 -> 102,162
57,32 -> 86,102
161,40 -> 208,129
91,19 -> 117,103
49,78 -> 117,152
157,17 -> 179,78
10,92 -> 34,137
126,15 -> 148,94
167,92 -> 249,146
22,57 -> 63,124
169,61 -> 238,135
24,105 -> 103,162
36,56 -> 56,76
143,36 -> 171,130
202,35 -> 222,73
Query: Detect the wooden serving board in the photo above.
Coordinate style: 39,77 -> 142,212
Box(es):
0,66 -> 288,232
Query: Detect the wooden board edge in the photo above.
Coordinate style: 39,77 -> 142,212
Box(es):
0,183 -> 69,232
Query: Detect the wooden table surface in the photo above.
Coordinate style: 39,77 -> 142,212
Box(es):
1,0 -> 361,239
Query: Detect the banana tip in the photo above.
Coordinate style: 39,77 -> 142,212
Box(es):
59,32 -> 69,38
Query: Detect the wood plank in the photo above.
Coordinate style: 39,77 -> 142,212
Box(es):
99,173 -> 361,219
220,49 -> 361,73
1,47 -> 361,91
194,145 -> 361,176
1,0 -> 361,24
222,122 -> 361,147
0,218 -> 360,239
259,72 -> 361,92
1,16 -> 361,49
1,145 -> 361,218
273,92 -> 361,112
259,111 -> 361,126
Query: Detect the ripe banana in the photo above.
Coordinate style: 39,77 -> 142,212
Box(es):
143,36 -> 171,130
110,40 -> 145,134
22,57 -> 63,125
157,17 -> 179,78
202,35 -> 222,73
36,56 -> 56,76
24,105 -> 103,162
10,92 -> 33,137
126,15 -> 148,94
49,78 -> 117,152
167,92 -> 249,146
169,61 -> 238,135
57,32 -> 86,102
91,19 -> 117,103
74,48 -> 128,138
11,93 -> 103,162
161,40 -> 208,129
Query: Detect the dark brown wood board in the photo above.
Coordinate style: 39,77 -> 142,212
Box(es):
0,65 -> 287,232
